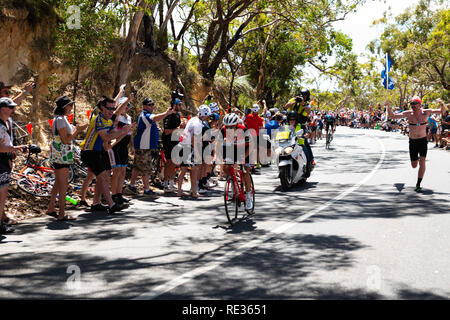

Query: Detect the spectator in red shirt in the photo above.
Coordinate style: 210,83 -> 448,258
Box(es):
244,104 -> 265,171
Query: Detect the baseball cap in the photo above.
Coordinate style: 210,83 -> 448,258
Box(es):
209,102 -> 219,112
198,104 -> 212,117
0,97 -> 18,108
251,104 -> 260,112
143,98 -> 154,106
410,96 -> 422,104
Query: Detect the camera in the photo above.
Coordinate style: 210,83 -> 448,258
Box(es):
295,96 -> 303,103
171,86 -> 184,102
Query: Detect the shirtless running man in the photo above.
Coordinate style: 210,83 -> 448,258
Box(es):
386,96 -> 446,192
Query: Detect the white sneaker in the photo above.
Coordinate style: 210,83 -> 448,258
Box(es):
208,178 -> 218,187
198,188 -> 208,194
245,193 -> 253,210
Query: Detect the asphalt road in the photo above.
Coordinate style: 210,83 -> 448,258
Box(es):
1,126 -> 449,299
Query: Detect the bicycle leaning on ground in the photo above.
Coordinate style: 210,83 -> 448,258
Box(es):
12,144 -> 57,197
223,164 -> 255,226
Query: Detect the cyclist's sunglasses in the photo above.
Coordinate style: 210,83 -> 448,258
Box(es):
410,102 -> 420,106
1,105 -> 16,110
1,89 -> 10,95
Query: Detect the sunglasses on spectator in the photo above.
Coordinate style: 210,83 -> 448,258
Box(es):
105,106 -> 116,111
410,102 -> 420,106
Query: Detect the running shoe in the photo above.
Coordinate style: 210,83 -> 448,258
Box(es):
415,186 -> 423,193
90,203 -> 109,212
0,224 -> 14,234
127,184 -> 137,194
78,200 -> 89,207
108,203 -> 122,214
144,189 -> 157,196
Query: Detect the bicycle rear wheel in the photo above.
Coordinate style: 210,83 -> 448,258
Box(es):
224,177 -> 239,225
17,176 -> 53,197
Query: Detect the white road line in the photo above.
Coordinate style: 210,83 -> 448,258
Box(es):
134,133 -> 386,300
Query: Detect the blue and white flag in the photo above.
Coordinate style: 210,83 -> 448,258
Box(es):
381,53 -> 395,90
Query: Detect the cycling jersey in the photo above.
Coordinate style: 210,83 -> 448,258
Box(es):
221,124 -> 249,147
80,113 -> 114,151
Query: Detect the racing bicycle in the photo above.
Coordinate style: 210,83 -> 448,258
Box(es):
223,164 -> 255,226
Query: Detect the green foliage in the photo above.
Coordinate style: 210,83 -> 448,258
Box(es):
370,0 -> 449,101
46,74 -> 63,102
54,0 -> 122,73
131,70 -> 172,115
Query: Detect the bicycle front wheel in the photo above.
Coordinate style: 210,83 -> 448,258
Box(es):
224,177 -> 239,225
17,176 -> 53,197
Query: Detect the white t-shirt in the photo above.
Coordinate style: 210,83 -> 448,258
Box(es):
54,116 -> 74,137
180,117 -> 203,145
0,119 -> 13,148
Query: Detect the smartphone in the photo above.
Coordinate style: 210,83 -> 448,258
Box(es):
33,83 -> 37,89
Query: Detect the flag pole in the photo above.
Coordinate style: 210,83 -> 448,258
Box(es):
386,53 -> 388,90
386,52 -> 389,122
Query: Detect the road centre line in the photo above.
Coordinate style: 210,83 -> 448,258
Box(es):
134,132 -> 386,300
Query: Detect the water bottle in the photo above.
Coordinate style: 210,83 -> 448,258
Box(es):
56,194 -> 78,205
65,195 -> 78,205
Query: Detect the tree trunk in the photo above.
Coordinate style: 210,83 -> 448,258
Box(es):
113,0 -> 148,95
143,13 -> 157,52
256,21 -> 280,99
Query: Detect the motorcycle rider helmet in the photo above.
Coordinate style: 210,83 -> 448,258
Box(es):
223,113 -> 240,126
300,90 -> 311,103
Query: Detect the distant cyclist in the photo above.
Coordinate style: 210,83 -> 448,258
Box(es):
325,112 -> 336,143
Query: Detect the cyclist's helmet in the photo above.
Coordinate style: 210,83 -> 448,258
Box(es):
300,90 -> 311,103
223,113 -> 240,126
287,111 -> 298,122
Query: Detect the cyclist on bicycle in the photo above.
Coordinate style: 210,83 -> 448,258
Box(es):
325,112 -> 336,142
221,113 -> 254,210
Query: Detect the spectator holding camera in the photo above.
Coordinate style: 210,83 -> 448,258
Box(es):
0,98 -> 28,234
